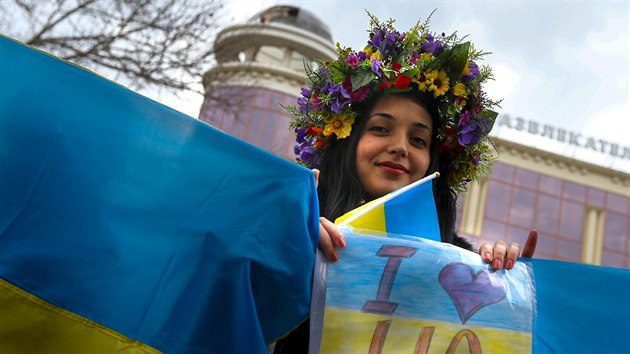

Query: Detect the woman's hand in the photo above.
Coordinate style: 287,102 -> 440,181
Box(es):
313,169 -> 346,262
319,216 -> 346,262
479,229 -> 538,270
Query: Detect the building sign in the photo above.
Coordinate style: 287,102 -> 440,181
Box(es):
497,114 -> 630,160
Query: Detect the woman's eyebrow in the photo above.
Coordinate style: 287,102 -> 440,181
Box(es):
369,112 -> 432,133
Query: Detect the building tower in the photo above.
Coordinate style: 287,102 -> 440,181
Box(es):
199,5 -> 337,160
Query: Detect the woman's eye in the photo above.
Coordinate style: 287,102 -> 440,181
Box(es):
368,126 -> 389,134
410,136 -> 427,147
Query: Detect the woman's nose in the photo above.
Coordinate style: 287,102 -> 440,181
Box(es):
387,136 -> 408,157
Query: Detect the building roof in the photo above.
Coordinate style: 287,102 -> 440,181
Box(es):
248,5 -> 333,42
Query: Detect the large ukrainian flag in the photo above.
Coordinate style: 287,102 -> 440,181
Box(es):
0,35 -> 319,353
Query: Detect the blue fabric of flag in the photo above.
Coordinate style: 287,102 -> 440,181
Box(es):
529,258 -> 630,353
384,180 -> 440,241
0,35 -> 319,353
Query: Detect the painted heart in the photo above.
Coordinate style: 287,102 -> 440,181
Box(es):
438,262 -> 507,324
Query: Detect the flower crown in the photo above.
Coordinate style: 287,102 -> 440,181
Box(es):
288,12 -> 501,192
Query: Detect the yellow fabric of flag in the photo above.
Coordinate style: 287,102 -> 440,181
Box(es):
0,279 -> 159,354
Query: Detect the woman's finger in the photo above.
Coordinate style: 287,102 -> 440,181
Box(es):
521,229 -> 538,258
312,169 -> 320,187
478,243 -> 493,263
320,217 -> 346,248
504,242 -> 521,270
491,240 -> 507,270
318,220 -> 338,262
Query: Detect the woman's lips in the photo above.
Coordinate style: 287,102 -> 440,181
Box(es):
377,162 -> 408,176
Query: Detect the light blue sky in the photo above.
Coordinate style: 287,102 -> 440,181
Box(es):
169,0 -> 629,173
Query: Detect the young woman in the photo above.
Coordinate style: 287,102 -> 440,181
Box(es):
275,13 -> 536,353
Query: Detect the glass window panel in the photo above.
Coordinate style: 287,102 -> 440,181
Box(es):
535,252 -> 558,261
489,162 -> 514,182
586,188 -> 606,208
507,225 -> 531,245
484,181 -> 512,221
559,201 -> 584,240
538,175 -> 562,196
556,239 -> 582,262
509,189 -> 536,227
563,181 -> 586,202
514,168 -> 538,189
536,232 -> 557,254
601,250 -> 626,269
603,212 -> 629,251
607,193 -> 630,214
481,219 -> 507,241
535,194 -> 561,233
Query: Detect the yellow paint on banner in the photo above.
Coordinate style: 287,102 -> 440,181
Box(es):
0,278 -> 160,354
320,307 -> 531,354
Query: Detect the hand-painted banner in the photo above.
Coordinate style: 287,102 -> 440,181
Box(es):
0,35 -> 319,354
311,232 -> 534,354
311,231 -> 630,354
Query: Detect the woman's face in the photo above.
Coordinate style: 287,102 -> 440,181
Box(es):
356,95 -> 433,200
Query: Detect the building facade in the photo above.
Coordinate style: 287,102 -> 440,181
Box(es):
199,5 -> 336,159
458,140 -> 630,268
199,6 -> 630,269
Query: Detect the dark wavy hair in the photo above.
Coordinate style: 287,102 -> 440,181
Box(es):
316,92 -> 472,250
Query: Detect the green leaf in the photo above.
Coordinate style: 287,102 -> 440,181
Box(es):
351,71 -> 375,90
438,42 -> 469,80
328,61 -> 347,83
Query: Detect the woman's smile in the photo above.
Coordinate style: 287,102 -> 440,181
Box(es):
376,161 -> 409,176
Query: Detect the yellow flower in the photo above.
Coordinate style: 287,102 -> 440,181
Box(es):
371,51 -> 382,61
451,82 -> 467,97
412,71 -> 429,91
363,47 -> 373,57
462,60 -> 471,75
428,70 -> 450,97
323,115 -> 355,138
420,53 -> 433,61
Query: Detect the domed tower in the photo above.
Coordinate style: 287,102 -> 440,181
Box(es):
199,6 -> 337,160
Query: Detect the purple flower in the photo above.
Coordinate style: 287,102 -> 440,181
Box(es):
458,110 -> 472,126
408,51 -> 420,65
371,59 -> 382,76
295,127 -> 308,144
369,29 -> 383,47
463,61 -> 479,80
357,51 -> 369,61
458,123 -> 480,147
384,31 -> 397,48
421,34 -> 444,55
296,142 -> 316,163
321,82 -> 351,114
311,96 -> 323,111
347,53 -> 359,69
297,87 -> 311,114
